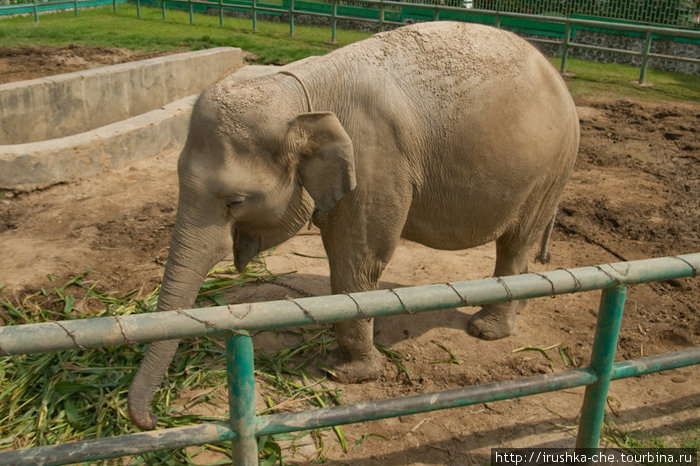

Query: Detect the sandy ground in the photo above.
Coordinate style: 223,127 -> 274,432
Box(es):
0,47 -> 698,464
0,45 -> 172,84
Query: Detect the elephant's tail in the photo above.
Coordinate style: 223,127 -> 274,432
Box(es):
535,207 -> 557,264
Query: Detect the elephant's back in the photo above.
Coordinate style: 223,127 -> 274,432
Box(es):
347,22 -> 549,91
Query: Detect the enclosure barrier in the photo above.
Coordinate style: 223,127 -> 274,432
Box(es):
2,0 -> 698,83
0,253 -> 698,464
0,0 -> 124,20
135,0 -> 700,83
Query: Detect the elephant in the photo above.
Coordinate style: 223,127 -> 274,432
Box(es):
127,21 -> 579,430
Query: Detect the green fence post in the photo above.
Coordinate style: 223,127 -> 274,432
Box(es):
252,0 -> 257,31
330,0 -> 337,43
137,0 -> 142,18
639,31 -> 653,85
161,0 -> 166,19
289,0 -> 295,35
576,285 -> 627,448
560,21 -> 572,75
379,0 -> 385,31
74,0 -> 79,16
494,0 -> 501,28
218,0 -> 223,26
227,332 -> 257,465
113,0 -> 117,13
33,1 -> 38,21
189,0 -> 194,24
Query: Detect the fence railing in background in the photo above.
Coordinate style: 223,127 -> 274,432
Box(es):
5,0 -> 699,28
3,0 -> 698,83
0,0 -> 124,19
468,0 -> 699,30
0,254 -> 698,464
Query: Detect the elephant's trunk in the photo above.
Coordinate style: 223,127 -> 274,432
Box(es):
128,205 -> 231,430
127,339 -> 180,430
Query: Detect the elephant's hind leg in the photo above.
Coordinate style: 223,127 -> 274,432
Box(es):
467,231 -> 531,340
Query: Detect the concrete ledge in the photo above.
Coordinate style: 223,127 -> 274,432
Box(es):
0,63 -> 282,191
0,95 -> 197,191
0,47 -> 243,145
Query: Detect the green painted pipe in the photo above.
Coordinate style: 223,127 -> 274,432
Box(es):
331,0 -> 337,42
576,286 -> 626,448
1,254 -> 697,356
0,421 -> 235,465
612,347 -> 700,380
2,347 -> 697,465
560,22 -> 572,74
252,0 -> 257,31
227,332 -> 257,465
258,369 -> 597,436
639,31 -> 654,84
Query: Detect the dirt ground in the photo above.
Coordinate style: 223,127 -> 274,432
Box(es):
0,47 -> 698,465
0,45 -> 172,84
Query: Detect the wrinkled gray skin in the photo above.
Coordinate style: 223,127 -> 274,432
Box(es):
128,21 -> 579,430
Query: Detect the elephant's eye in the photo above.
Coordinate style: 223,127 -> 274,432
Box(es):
226,195 -> 247,209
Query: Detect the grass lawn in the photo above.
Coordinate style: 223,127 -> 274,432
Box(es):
1,4 -> 698,102
551,56 -> 700,103
0,3 -> 372,64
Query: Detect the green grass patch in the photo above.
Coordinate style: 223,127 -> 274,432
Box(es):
551,57 -> 700,103
603,420 -> 700,451
0,4 -> 371,64
0,259 -> 347,464
2,4 -> 697,103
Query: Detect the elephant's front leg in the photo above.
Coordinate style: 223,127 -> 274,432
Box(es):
320,215 -> 403,382
325,252 -> 388,382
330,318 -> 384,382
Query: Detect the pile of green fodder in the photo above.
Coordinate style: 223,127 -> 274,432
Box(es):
0,259 -> 352,465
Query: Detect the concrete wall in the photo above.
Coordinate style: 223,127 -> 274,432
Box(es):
0,48 -> 245,191
0,95 -> 197,191
0,47 -> 243,145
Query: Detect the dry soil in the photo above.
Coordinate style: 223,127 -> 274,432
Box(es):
0,47 -> 698,465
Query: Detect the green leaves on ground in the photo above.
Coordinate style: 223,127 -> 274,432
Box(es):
0,260 -> 351,464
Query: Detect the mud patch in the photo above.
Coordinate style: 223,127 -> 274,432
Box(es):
0,52 -> 698,463
0,45 -> 173,84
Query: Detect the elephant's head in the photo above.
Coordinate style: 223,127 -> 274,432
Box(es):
127,79 -> 356,430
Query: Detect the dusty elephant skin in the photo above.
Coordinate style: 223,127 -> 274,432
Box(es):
127,21 -> 579,430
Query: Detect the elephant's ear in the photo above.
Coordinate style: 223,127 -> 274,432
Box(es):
287,112 -> 356,214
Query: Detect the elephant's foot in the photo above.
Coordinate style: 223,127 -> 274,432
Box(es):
467,301 -> 525,340
325,346 -> 384,383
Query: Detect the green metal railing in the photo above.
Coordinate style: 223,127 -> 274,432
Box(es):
470,0 -> 700,29
0,0 -> 124,18
0,253 -> 698,464
2,0 -> 699,83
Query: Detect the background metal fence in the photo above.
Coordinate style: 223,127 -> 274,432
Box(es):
4,0 -> 698,80
0,254 -> 698,464
470,0 -> 700,29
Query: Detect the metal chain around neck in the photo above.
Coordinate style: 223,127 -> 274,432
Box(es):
278,70 -> 314,113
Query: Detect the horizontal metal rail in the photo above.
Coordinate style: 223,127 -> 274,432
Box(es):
0,0 -> 122,15
3,0 -> 697,81
0,254 -> 697,464
1,254 -> 697,356
2,346 -> 698,465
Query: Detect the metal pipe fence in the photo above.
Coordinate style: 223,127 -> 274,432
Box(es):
468,0 -> 700,30
0,0 -> 123,18
2,0 -> 699,82
0,253 -> 698,464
